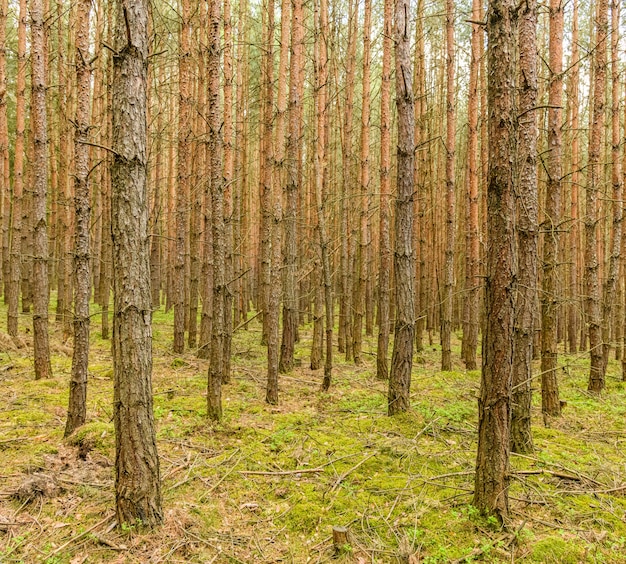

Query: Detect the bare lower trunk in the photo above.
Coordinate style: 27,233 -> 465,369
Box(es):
388,0 -> 414,415
111,0 -> 162,527
65,0 -> 92,437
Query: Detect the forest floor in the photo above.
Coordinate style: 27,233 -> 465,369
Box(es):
1,302 -> 626,563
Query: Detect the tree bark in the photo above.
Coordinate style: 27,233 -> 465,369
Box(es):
511,0 -> 538,452
586,0 -> 608,393
65,0 -> 92,437
473,0 -> 517,523
31,0 -> 52,380
111,0 -> 162,527
388,0 -> 414,416
441,0 -> 455,372
376,0 -> 392,381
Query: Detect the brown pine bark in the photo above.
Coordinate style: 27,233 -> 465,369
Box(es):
474,0 -> 517,523
31,0 -> 52,380
353,0 -> 372,365
207,0 -> 224,421
7,0 -> 26,337
266,0 -> 289,403
586,0 -> 608,393
315,0 -> 332,392
279,0 -> 303,374
111,0 -> 162,527
567,0 -> 580,354
174,0 -> 192,353
511,0 -> 537,452
339,0 -> 357,362
441,0 -> 455,372
376,0 -> 392,381
388,0 -> 414,416
222,0 -> 234,383
540,0 -> 564,420
462,0 -> 480,370
0,0 -> 6,303
65,0 -> 92,437
258,0 -> 275,346
600,0 -> 622,375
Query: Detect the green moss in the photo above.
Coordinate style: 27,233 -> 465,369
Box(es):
530,537 -> 585,563
66,420 -> 114,454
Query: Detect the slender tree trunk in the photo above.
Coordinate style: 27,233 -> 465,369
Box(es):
511,0 -> 537,452
474,0 -> 517,523
586,0 -> 608,393
376,0 -> 392,381
111,0 -> 162,527
279,0 -> 303,374
388,0 -> 414,415
441,0 -> 455,372
462,0 -> 480,370
266,0 -> 289,403
7,0 -> 25,337
600,0 -> 622,375
258,0 -> 275,346
31,0 -> 52,379
65,0 -> 91,437
339,0 -> 357,362
0,0 -> 6,304
353,0 -> 372,365
222,0 -> 234,384
207,0 -> 224,421
567,0 -> 580,354
174,0 -> 192,353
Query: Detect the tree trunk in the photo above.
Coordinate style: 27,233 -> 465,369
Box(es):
31,0 -> 52,380
511,0 -> 537,452
353,0 -> 372,365
376,0 -> 392,381
441,0 -> 455,372
7,0 -> 26,337
586,0 -> 608,393
207,0 -> 224,421
111,0 -> 162,527
600,0 -> 622,376
388,0 -> 414,415
462,0 -> 480,370
473,0 -> 517,523
65,0 -> 92,437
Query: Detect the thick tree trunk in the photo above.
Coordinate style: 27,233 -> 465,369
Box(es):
65,0 -> 92,437
474,0 -> 517,523
388,0 -> 414,416
111,0 -> 162,527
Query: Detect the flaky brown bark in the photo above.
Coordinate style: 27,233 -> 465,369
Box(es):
586,0 -> 608,393
376,0 -> 392,381
474,0 -> 517,523
111,0 -> 162,527
511,0 -> 538,452
388,0 -> 414,415
31,0 -> 52,380
65,0 -> 92,437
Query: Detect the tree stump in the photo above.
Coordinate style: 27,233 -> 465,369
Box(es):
332,526 -> 350,555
